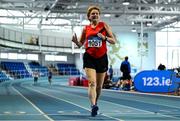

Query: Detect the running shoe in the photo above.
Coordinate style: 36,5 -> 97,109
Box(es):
91,105 -> 99,117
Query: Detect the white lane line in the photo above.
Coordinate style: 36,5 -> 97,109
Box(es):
24,86 -> 124,121
72,111 -> 81,114
3,111 -> 11,114
16,111 -> 26,114
12,87 -> 54,121
57,111 -> 81,114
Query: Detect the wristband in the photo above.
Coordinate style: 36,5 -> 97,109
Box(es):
104,36 -> 108,41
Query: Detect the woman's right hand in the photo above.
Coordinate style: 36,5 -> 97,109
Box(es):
72,33 -> 78,43
72,33 -> 82,48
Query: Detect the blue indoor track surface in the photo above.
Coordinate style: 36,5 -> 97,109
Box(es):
0,76 -> 180,121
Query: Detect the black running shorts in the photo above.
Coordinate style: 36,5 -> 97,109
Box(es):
83,52 -> 108,73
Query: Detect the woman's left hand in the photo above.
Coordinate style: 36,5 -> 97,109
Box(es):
97,33 -> 105,40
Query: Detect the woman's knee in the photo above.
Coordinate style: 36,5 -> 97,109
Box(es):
89,80 -> 96,87
96,85 -> 102,90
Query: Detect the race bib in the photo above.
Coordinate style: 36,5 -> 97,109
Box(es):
87,36 -> 102,47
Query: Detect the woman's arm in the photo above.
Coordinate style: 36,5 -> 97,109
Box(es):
72,27 -> 86,48
104,22 -> 116,44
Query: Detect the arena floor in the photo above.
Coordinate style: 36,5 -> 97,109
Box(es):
0,76 -> 180,121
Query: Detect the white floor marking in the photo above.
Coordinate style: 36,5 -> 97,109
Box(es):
16,111 -> 26,114
57,111 -> 64,114
3,111 -> 11,114
72,111 -> 81,114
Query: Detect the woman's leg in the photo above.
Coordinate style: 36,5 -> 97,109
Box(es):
96,72 -> 106,103
85,68 -> 97,106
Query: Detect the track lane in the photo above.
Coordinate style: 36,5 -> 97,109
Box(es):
13,81 -> 120,121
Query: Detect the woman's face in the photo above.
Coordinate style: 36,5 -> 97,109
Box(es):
89,9 -> 100,22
